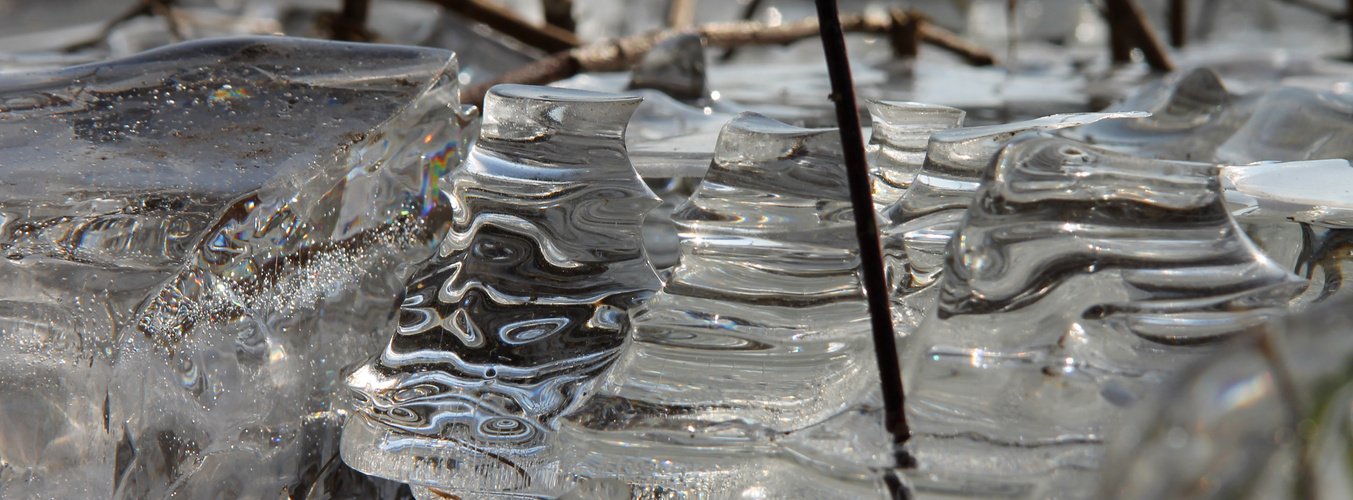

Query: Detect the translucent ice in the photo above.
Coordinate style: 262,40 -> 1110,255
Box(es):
865,100 -> 966,211
558,112 -> 885,498
342,85 -> 662,497
1216,87 -> 1353,165
1063,68 -> 1245,162
899,134 -> 1306,499
1103,295 -> 1353,500
0,36 -> 473,499
880,112 -> 1145,332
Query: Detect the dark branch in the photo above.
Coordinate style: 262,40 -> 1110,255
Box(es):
1104,0 -> 1175,71
464,11 -> 997,106
423,0 -> 580,53
812,0 -> 913,489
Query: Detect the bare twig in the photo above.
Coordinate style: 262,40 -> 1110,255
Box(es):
719,0 -> 766,60
889,9 -> 922,59
62,0 -> 177,52
330,0 -> 373,42
423,0 -> 581,53
812,0 -> 912,493
541,0 -> 576,33
1348,0 -> 1353,59
669,0 -> 697,28
1104,0 -> 1175,71
1169,0 -> 1187,47
917,17 -> 998,65
464,10 -> 996,106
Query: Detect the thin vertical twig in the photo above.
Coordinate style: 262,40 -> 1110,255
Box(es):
1347,0 -> 1353,60
669,0 -> 697,28
811,0 -> 913,494
1006,0 -> 1018,65
542,0 -> 576,33
888,9 -> 921,59
719,0 -> 765,61
1104,0 -> 1175,71
1169,0 -> 1187,47
332,0 -> 372,41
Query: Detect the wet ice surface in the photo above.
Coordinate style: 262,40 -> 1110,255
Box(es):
0,36 -> 475,499
9,19 -> 1353,500
898,134 -> 1306,499
560,113 -> 884,498
342,85 -> 662,497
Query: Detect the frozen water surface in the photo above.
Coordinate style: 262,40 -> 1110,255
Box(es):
7,5 -> 1353,497
0,36 -> 475,499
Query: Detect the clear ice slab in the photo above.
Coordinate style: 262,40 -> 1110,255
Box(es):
865,100 -> 965,211
879,111 -> 1144,332
0,36 -> 474,499
897,133 -> 1307,499
341,84 -> 663,497
558,112 -> 888,498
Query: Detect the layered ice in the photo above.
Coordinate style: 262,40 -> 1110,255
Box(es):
865,100 -> 965,211
0,36 -> 474,499
899,134 -> 1306,499
879,111 -> 1145,332
558,112 -> 886,498
341,85 -> 662,497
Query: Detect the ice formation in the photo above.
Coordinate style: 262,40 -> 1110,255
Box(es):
560,112 -> 885,498
342,85 -> 662,497
899,134 -> 1307,498
865,100 -> 966,211
880,111 -> 1146,332
6,28 -> 1353,500
0,36 -> 474,499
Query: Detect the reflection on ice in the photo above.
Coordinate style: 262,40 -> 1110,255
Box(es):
342,85 -> 661,497
0,36 -> 473,499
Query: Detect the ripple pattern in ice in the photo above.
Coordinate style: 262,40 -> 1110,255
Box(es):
880,111 -> 1144,332
866,100 -> 965,211
342,85 -> 662,495
557,112 -> 886,498
899,134 -> 1306,498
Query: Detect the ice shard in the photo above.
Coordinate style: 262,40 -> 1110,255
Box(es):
341,85 -> 662,497
559,112 -> 886,498
898,134 -> 1307,498
0,36 -> 474,499
865,100 -> 965,211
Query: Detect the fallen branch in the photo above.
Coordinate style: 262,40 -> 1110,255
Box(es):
1104,0 -> 1175,72
463,10 -> 997,106
423,0 -> 580,53
62,0 -> 181,52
